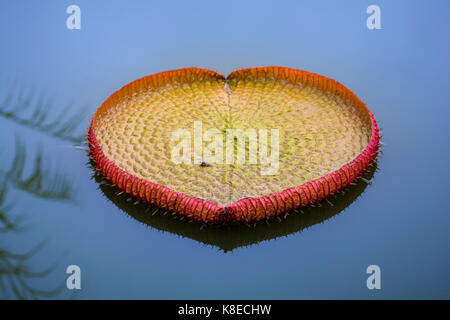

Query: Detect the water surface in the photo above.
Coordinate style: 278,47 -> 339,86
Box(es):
0,0 -> 449,299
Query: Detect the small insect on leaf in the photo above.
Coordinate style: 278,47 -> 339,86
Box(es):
200,161 -> 211,167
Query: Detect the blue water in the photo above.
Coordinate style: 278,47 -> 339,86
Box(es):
0,0 -> 449,299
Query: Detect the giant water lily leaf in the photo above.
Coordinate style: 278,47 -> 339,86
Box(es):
89,67 -> 379,223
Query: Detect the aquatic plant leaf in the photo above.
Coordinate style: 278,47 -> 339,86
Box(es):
89,67 -> 380,223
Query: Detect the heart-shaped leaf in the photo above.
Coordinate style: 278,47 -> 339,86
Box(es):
89,67 -> 379,223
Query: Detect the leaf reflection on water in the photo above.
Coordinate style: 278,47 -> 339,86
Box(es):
0,85 -> 87,144
0,181 -> 66,299
0,85 -> 87,299
91,157 -> 379,252
0,137 -> 74,202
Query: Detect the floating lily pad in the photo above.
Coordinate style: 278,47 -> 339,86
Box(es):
88,67 -> 379,223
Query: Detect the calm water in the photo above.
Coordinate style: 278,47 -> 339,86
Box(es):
1,0 -> 449,299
